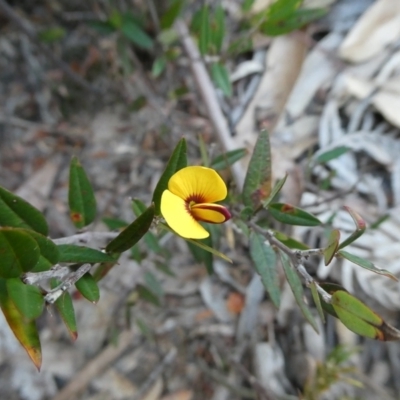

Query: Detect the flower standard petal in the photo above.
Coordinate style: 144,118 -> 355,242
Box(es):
161,190 -> 209,239
168,166 -> 227,203
191,203 -> 231,223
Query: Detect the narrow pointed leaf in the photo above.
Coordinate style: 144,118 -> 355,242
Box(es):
249,231 -> 280,307
0,228 -> 40,278
69,157 -> 97,229
121,13 -> 154,49
274,231 -> 309,250
7,278 -> 44,320
144,271 -> 164,300
199,5 -> 210,55
160,0 -> 184,29
58,244 -> 116,264
27,231 -> 59,273
331,290 -> 400,340
338,250 -> 397,281
338,207 -> 366,249
106,204 -> 155,254
75,273 -> 100,303
310,282 -> 325,323
210,148 -> 247,170
152,138 -> 187,215
243,130 -> 272,211
137,284 -> 161,306
52,279 -> 77,341
268,203 -> 321,226
0,279 -> 41,370
318,282 -> 346,318
185,237 -> 231,263
132,199 -> 162,253
262,174 -> 288,208
210,5 -> 225,53
279,250 -> 319,333
211,63 -> 232,97
315,146 -> 350,164
324,229 -> 340,266
0,186 -> 48,235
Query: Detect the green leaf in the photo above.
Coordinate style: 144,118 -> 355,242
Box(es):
68,157 -> 97,229
132,199 -> 163,253
315,146 -> 350,164
6,278 -> 44,320
121,13 -> 154,49
324,229 -> 340,266
52,279 -> 77,341
28,231 -> 59,273
75,273 -> 100,303
199,5 -> 210,55
151,57 -> 167,77
249,231 -> 280,307
338,207 -> 366,249
38,27 -> 66,43
0,186 -> 48,235
160,0 -> 185,29
137,284 -> 161,306
243,130 -> 272,211
144,271 -> 164,299
268,203 -> 321,226
88,20 -> 116,34
338,250 -> 397,281
184,236 -> 231,263
318,282 -> 346,318
152,138 -> 187,215
210,5 -> 225,53
279,250 -> 319,333
331,291 -> 400,341
0,278 -> 42,370
242,0 -> 255,12
211,63 -> 232,97
187,234 -> 213,274
210,148 -> 247,170
310,281 -> 325,323
0,228 -> 40,278
257,0 -> 327,36
106,204 -> 155,254
262,174 -> 287,208
58,245 -> 116,264
102,217 -> 128,230
274,231 -> 309,250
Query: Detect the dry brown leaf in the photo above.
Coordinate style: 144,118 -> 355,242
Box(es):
234,34 -> 307,174
226,292 -> 245,314
344,75 -> 400,128
339,0 -> 400,63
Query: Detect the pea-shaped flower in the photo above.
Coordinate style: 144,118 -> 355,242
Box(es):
161,166 -> 231,239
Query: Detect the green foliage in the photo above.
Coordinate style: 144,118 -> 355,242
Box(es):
211,62 -> 232,97
250,231 -> 280,307
121,12 -> 154,50
0,186 -> 48,235
75,273 -> 100,303
38,27 -> 66,43
69,157 -> 97,229
58,245 -> 116,264
210,148 -> 247,170
243,130 -> 272,211
268,203 -> 321,226
106,204 -> 155,254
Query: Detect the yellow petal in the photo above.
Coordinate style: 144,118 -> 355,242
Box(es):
161,190 -> 209,239
191,203 -> 231,223
168,166 -> 227,203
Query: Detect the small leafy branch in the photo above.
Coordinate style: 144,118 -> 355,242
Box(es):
1,131 -> 399,371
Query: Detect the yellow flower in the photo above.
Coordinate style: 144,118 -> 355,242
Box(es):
161,166 -> 231,239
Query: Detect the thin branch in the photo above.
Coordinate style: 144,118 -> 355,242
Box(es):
44,263 -> 91,304
0,0 -> 101,94
52,231 -> 119,245
22,265 -> 70,285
